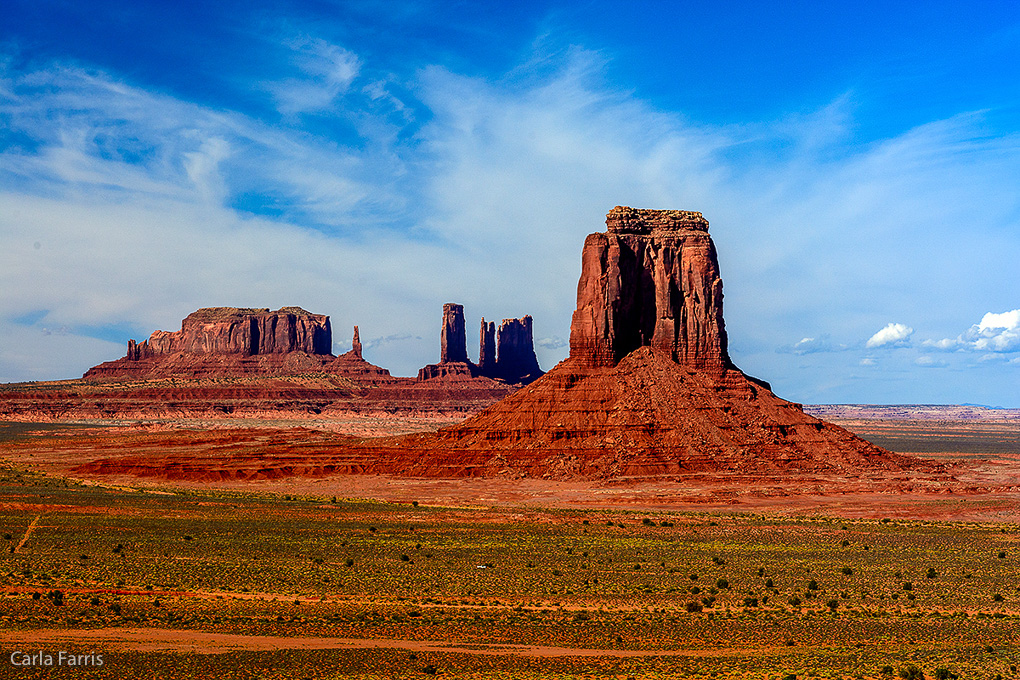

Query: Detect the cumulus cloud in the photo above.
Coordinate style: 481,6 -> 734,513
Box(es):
915,356 -> 947,368
865,323 -> 913,348
924,309 -> 1020,353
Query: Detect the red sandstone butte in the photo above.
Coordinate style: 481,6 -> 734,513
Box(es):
571,207 -> 728,373
346,207 -> 929,479
87,307 -> 334,379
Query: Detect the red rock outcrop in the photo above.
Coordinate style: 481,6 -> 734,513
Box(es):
2,307 -> 520,421
418,304 -> 544,384
478,319 -> 496,374
492,316 -> 542,384
440,303 -> 468,364
87,307 -> 333,378
570,207 -> 729,374
345,207 -> 931,479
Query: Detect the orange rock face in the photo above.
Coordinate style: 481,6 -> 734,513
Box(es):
570,207 -> 729,374
89,307 -> 333,378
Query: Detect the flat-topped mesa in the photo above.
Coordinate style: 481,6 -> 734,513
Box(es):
127,307 -> 332,359
569,206 -> 730,374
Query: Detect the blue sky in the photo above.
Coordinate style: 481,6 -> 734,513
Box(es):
1,0 -> 1019,406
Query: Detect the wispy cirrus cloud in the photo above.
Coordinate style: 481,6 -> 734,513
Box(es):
268,38 -> 362,115
1,37 -> 1019,406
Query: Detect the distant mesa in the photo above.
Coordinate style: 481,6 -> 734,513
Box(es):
83,304 -> 542,387
0,302 -> 539,421
418,303 -> 544,384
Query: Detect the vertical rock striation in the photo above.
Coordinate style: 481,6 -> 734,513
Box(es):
494,316 -> 542,383
128,307 -> 332,359
569,206 -> 729,375
440,303 -> 468,364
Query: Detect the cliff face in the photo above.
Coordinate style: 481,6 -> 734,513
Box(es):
493,316 -> 542,383
569,207 -> 729,375
86,307 -> 334,379
129,307 -> 332,359
440,303 -> 468,363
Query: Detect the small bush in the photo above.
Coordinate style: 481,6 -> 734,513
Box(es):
993,593 -> 1004,602
787,595 -> 802,606
807,580 -> 819,591
933,669 -> 958,680
898,664 -> 924,680
926,568 -> 937,578
716,579 -> 729,589
902,582 -> 912,591
743,597 -> 758,607
997,551 -> 1006,559
764,578 -> 774,588
686,601 -> 703,613
842,567 -> 853,576
826,599 -> 839,610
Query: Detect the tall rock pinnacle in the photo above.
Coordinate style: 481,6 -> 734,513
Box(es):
495,316 -> 541,383
351,326 -> 363,359
440,303 -> 468,363
569,206 -> 730,375
478,318 -> 496,373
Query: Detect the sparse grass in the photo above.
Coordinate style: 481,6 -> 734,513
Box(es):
0,464 -> 1017,678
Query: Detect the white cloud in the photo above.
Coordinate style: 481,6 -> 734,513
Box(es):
269,38 -> 362,115
777,335 -> 847,355
924,309 -> 1020,353
915,356 -> 947,368
1,43 -> 1019,407
537,336 -> 567,350
865,323 -> 913,348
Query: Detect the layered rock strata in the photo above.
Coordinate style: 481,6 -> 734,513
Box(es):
88,307 -> 334,379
